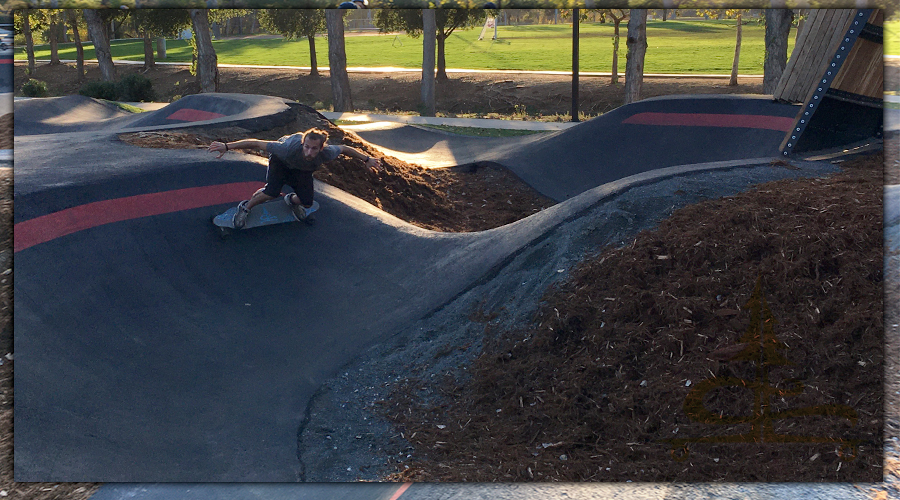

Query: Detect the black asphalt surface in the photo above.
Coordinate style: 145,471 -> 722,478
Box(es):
11,92 -> 882,489
14,93 -> 299,135
352,95 -> 801,201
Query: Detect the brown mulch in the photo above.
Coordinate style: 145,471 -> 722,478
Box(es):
0,115 -> 11,150
381,152 -> 884,482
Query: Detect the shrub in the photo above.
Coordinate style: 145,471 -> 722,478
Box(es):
79,81 -> 119,101
21,79 -> 49,97
117,73 -> 155,102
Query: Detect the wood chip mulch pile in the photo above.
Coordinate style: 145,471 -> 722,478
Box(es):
382,152 -> 884,483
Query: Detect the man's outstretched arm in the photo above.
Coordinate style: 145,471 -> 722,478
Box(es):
337,145 -> 382,173
208,139 -> 273,158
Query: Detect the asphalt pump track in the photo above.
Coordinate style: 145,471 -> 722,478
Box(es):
12,93 -> 865,483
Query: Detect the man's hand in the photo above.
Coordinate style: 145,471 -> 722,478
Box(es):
208,141 -> 228,159
364,156 -> 382,174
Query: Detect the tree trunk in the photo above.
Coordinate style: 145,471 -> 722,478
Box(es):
142,30 -> 155,70
49,21 -> 61,65
729,13 -> 742,86
156,37 -> 166,59
69,11 -> 84,81
326,9 -> 353,112
611,20 -> 621,84
190,9 -> 218,93
421,9 -> 436,117
436,32 -> 448,81
662,9 -> 668,21
624,9 -> 647,104
307,35 -> 319,77
22,11 -> 35,75
763,9 -> 792,94
84,9 -> 117,82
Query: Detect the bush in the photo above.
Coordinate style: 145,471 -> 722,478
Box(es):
79,81 -> 119,101
21,79 -> 49,97
117,73 -> 155,102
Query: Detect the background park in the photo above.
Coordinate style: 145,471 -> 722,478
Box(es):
14,9 -> 833,121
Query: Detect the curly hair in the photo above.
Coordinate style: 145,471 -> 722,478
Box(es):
303,128 -> 329,145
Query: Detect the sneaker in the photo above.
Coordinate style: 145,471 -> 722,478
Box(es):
232,200 -> 251,229
284,193 -> 309,221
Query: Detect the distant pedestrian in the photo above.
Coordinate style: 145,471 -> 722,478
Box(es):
207,128 -> 381,228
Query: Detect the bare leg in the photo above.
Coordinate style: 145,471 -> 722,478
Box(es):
246,188 -> 275,211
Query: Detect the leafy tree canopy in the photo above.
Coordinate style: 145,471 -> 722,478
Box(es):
374,8 -> 485,39
258,8 -> 325,39
132,8 -> 191,37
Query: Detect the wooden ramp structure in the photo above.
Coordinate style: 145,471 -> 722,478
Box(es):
776,9 -> 883,156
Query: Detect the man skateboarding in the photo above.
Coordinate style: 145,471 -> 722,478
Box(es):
208,128 -> 382,229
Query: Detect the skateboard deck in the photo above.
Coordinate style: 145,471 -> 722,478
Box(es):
213,199 -> 319,236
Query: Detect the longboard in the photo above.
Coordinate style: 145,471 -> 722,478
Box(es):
212,198 -> 319,238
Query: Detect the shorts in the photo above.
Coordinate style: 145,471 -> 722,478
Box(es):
262,156 -> 315,206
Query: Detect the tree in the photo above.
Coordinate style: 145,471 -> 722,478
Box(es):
326,9 -> 352,112
258,10 -> 326,77
190,9 -> 218,93
763,9 -> 793,94
84,9 -> 117,82
421,9 -> 436,117
375,9 -> 486,81
603,9 -> 628,84
46,10 -> 65,66
208,9 -> 254,37
564,8 -> 626,85
729,10 -> 745,86
701,9 -> 750,86
624,9 -> 647,104
132,10 -> 191,71
15,10 -> 37,75
67,10 -> 85,81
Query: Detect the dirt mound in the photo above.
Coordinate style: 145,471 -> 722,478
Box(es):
0,115 -> 11,149
383,152 -> 884,482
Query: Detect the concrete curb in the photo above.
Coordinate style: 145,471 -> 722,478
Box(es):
16,59 -> 765,79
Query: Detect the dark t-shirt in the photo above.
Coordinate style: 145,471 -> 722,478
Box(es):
266,133 -> 341,172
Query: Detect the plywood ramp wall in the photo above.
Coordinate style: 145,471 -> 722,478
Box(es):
773,9 -> 857,103
830,10 -> 884,102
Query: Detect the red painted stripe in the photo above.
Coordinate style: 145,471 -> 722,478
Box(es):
166,108 -> 227,122
622,112 -> 795,132
0,59 -> 12,64
387,483 -> 412,500
14,182 -> 262,253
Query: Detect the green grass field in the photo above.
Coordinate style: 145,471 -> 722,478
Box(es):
885,18 -> 899,56
18,19 -> 791,74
